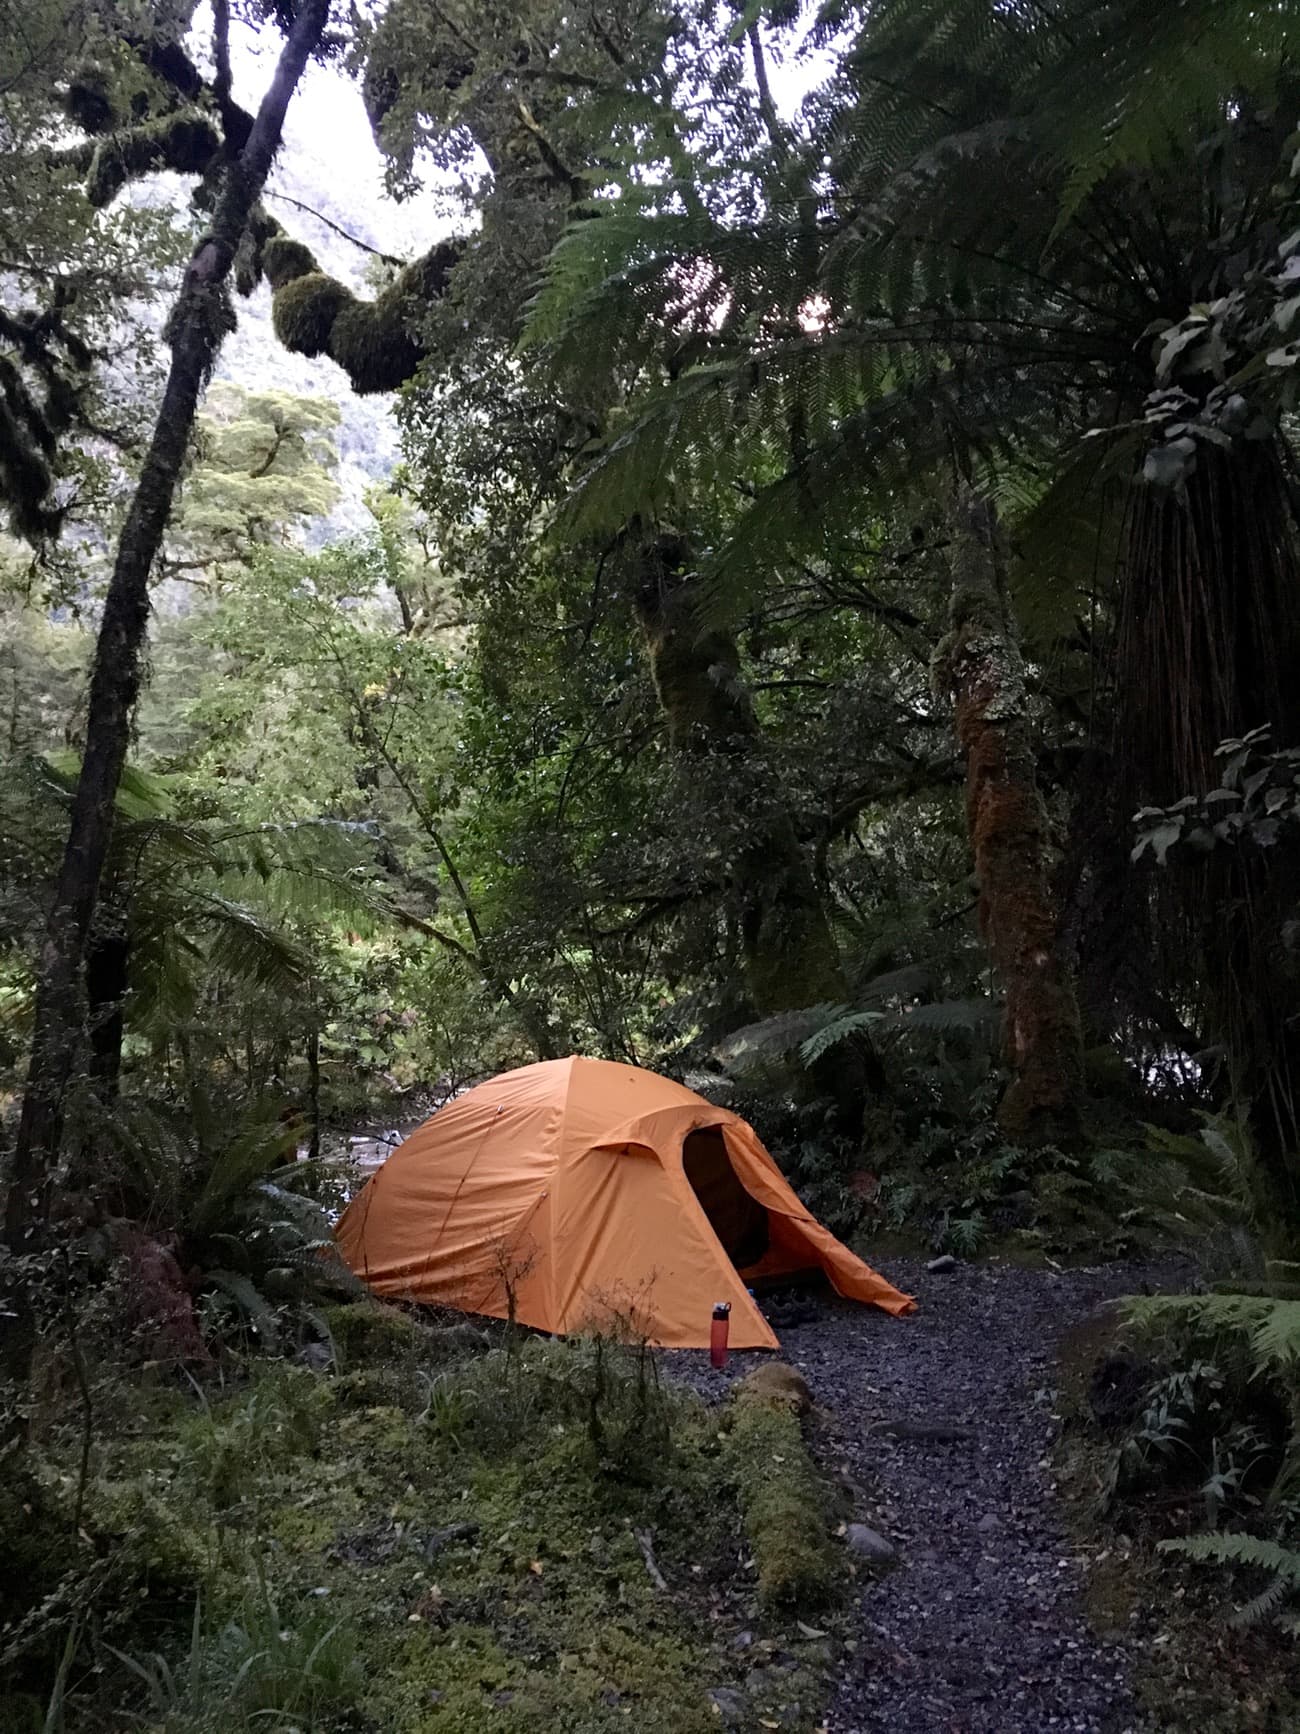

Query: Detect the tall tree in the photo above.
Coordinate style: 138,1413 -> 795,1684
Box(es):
519,0 -> 1300,1201
934,496 -> 1084,1143
3,0 -> 332,1395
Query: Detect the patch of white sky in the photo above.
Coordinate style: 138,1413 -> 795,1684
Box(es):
188,1 -> 833,279
174,3 -> 835,525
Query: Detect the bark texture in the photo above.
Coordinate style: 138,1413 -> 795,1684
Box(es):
633,533 -> 847,1018
3,0 -> 332,1393
1118,447 -> 1300,1232
934,497 -> 1085,1145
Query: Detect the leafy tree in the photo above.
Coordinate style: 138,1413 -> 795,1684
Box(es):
4,0 -> 333,1408
515,0 -> 1300,1195
164,383 -> 341,581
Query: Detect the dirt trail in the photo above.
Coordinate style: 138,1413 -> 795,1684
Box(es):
678,1256 -> 1190,1734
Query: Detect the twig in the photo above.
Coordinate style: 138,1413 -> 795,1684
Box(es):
634,1526 -> 669,1592
264,192 -> 406,266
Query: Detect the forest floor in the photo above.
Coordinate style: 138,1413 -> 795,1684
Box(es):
672,1253 -> 1237,1734
23,1248 -> 1300,1731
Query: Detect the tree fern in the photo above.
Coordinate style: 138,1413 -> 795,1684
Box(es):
1123,1293 -> 1300,1378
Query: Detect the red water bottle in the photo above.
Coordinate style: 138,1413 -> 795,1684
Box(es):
710,1302 -> 731,1370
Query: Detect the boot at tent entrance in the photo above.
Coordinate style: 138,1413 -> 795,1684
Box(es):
337,1057 -> 913,1349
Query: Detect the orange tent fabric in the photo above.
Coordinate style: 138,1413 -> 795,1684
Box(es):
335,1056 -> 914,1349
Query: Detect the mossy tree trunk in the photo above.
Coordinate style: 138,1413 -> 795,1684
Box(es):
85,924 -> 129,1100
632,536 -> 884,1124
2,0 -> 332,1401
934,495 -> 1085,1145
633,534 -> 848,1019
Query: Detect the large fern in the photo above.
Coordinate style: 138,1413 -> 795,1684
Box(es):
1124,1292 -> 1300,1379
523,0 -> 1298,652
1159,1532 -> 1300,1629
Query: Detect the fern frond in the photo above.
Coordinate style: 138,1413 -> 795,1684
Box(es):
858,962 -> 935,1005
189,1116 -> 303,1238
799,1008 -> 884,1067
201,1269 -> 281,1345
881,997 -> 998,1037
713,1002 -> 839,1074
195,897 -> 310,993
1123,1292 -> 1300,1377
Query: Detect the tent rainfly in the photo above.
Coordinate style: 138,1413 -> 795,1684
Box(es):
335,1056 -> 914,1349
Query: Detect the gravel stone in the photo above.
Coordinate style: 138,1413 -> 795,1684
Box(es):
668,1255 -> 1194,1733
845,1523 -> 898,1563
707,1686 -> 748,1723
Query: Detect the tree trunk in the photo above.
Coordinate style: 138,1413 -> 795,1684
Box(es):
2,0 -> 331,1396
934,495 -> 1085,1145
633,532 -> 847,1017
85,924 -> 130,1100
1117,446 -> 1300,1235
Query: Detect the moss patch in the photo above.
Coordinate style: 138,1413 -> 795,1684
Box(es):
17,1333 -> 838,1730
726,1395 -> 842,1611
271,272 -> 355,359
321,1297 -> 427,1365
261,234 -> 319,289
269,240 -> 458,393
86,112 -> 220,208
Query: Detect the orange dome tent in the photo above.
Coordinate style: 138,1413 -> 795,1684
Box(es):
335,1056 -> 913,1349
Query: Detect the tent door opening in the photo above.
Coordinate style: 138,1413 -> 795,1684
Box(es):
682,1126 -> 769,1270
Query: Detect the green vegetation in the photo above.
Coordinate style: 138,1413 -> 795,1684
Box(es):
5,0 -> 1300,1722
6,1330 -> 839,1731
727,1378 -> 842,1612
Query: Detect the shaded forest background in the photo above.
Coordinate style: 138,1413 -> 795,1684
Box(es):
6,0 -> 1300,1727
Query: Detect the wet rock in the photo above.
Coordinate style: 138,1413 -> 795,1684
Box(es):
708,1687 -> 749,1724
845,1523 -> 898,1564
423,1519 -> 480,1558
977,1513 -> 1002,1535
870,1417 -> 975,1442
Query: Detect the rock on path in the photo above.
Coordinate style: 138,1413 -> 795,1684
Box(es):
672,1256 -> 1192,1734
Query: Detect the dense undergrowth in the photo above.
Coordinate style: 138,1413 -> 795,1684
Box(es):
1055,1272 -> 1300,1728
1,1299 -> 847,1732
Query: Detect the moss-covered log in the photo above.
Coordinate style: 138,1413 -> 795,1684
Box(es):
726,1369 -> 840,1610
934,495 -> 1085,1145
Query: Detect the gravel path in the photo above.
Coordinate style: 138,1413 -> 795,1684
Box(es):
672,1256 -> 1193,1734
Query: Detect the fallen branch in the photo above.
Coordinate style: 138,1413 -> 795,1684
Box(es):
634,1526 -> 669,1592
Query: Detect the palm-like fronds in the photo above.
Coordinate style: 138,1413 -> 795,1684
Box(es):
187,1111 -> 304,1240
524,0 -> 1295,652
1124,1293 -> 1300,1377
1159,1531 -> 1300,1629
